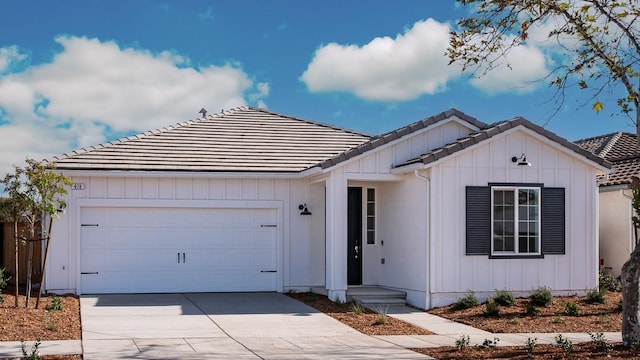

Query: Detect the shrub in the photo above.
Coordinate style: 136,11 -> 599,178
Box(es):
525,300 -> 540,316
455,335 -> 470,350
453,290 -> 479,310
351,302 -> 364,315
589,332 -> 613,355
332,295 -> 344,305
21,339 -> 41,360
565,301 -> 580,316
373,305 -> 389,325
494,289 -> 516,306
598,267 -> 621,292
552,314 -> 564,324
0,267 -> 11,291
555,334 -> 573,357
484,297 -> 501,317
529,286 -> 553,307
477,337 -> 500,349
586,288 -> 606,304
47,296 -> 63,311
525,337 -> 537,360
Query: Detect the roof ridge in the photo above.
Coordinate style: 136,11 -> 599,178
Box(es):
598,131 -> 623,158
47,106 -> 249,163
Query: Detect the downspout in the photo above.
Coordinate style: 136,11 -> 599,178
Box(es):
414,170 -> 432,309
622,188 -> 636,252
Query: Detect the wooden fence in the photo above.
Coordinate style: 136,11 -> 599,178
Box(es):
1,222 -> 43,286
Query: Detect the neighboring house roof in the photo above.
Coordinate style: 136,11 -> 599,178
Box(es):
575,131 -> 640,186
50,106 -> 371,172
395,117 -> 611,170
318,108 -> 487,169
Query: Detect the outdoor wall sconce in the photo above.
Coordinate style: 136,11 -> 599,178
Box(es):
299,203 -> 312,215
512,153 -> 532,167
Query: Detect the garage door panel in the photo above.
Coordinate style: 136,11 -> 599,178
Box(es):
80,207 -> 278,294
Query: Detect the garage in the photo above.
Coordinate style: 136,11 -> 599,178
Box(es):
80,206 -> 278,294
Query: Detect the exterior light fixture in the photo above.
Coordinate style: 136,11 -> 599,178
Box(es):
511,153 -> 532,167
298,204 -> 312,215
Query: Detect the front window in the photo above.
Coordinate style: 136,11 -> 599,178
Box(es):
491,187 -> 540,255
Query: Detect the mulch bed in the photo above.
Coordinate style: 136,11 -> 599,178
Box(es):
0,290 -> 81,341
428,291 -> 622,333
287,292 -> 433,335
415,342 -> 640,359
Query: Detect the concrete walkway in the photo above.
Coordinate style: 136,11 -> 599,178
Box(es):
0,296 -> 625,359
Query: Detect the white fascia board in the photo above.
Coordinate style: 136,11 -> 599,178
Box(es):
390,162 -> 426,175
392,126 -> 612,174
599,184 -> 631,192
513,127 -> 612,174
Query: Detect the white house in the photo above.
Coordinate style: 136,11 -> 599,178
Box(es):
45,107 -> 609,309
576,132 -> 640,277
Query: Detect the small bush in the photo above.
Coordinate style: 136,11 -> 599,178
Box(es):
477,337 -> 500,349
351,302 -> 364,315
304,292 -> 318,302
525,300 -> 540,316
21,339 -> 41,360
586,288 -> 606,304
47,296 -> 63,311
484,297 -> 501,317
373,305 -> 389,325
590,332 -> 613,355
453,290 -> 479,310
555,334 -> 573,356
552,314 -> 564,324
455,335 -> 470,350
565,301 -> 580,316
0,268 -> 11,291
494,289 -> 516,306
529,286 -> 553,307
525,337 -> 537,360
332,295 -> 344,305
599,267 -> 621,292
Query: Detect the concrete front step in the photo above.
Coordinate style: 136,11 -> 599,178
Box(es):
353,297 -> 407,307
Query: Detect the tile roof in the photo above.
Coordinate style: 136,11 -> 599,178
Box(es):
318,108 -> 487,169
395,117 -> 611,170
575,132 -> 640,186
50,106 -> 371,172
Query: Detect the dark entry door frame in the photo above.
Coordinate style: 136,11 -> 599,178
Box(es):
347,187 -> 362,285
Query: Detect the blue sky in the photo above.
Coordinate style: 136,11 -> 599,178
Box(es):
0,1 -> 633,175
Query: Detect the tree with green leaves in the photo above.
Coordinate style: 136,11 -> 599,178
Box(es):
449,0 -> 639,135
1,159 -> 71,308
449,0 -> 640,346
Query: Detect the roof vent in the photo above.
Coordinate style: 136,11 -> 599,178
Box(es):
199,108 -> 207,117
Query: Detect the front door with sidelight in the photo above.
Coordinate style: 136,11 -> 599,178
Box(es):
347,187 -> 362,285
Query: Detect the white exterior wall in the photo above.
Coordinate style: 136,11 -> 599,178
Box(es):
46,175 -> 323,294
430,129 -> 601,307
599,189 -> 634,277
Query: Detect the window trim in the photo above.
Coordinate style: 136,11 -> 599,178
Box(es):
365,187 -> 376,245
490,185 -> 542,257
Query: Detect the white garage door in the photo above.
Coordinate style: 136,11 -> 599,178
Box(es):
80,207 -> 278,294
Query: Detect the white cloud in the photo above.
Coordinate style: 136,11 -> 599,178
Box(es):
301,19 -> 461,102
0,46 -> 28,74
469,38 -> 549,93
0,36 -> 268,177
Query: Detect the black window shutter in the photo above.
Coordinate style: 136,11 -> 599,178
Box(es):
466,186 -> 491,255
541,187 -> 565,255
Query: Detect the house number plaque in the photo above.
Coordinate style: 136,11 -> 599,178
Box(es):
71,183 -> 85,190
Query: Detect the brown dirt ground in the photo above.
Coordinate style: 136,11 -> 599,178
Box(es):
0,290 -> 81,341
415,342 -> 640,359
428,291 -> 622,333
287,292 -> 433,336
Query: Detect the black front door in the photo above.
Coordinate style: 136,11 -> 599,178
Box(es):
347,187 -> 362,285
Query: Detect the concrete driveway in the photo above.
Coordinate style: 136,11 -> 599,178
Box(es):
81,292 -> 428,359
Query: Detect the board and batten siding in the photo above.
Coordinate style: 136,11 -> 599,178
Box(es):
430,129 -> 600,307
343,119 -> 474,175
46,175 -> 324,294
